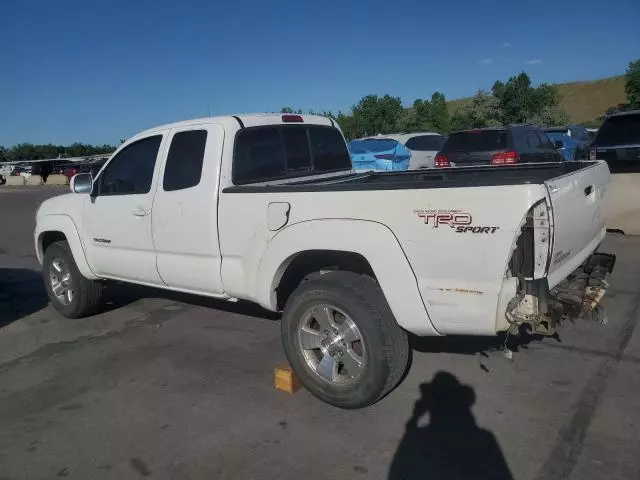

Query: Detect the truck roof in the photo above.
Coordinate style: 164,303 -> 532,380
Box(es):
131,114 -> 336,140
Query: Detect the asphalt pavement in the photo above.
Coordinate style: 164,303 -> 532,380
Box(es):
0,186 -> 639,480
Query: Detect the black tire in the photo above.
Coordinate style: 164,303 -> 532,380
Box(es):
281,271 -> 409,409
43,240 -> 103,318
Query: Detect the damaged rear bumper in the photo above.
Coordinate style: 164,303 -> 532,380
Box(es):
506,252 -> 616,334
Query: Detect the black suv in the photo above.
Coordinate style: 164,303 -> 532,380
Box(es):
589,110 -> 640,170
435,125 -> 564,167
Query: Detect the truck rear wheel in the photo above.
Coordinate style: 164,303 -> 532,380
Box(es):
43,240 -> 103,318
281,271 -> 409,409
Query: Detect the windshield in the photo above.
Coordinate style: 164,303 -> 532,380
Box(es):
593,114 -> 640,146
441,131 -> 508,152
349,139 -> 399,154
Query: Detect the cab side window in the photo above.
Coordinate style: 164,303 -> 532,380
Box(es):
163,130 -> 208,191
99,136 -> 162,195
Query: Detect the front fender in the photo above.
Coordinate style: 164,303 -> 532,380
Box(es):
256,219 -> 440,336
34,214 -> 98,280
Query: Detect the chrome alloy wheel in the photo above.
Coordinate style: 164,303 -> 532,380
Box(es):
49,258 -> 74,306
297,304 -> 366,385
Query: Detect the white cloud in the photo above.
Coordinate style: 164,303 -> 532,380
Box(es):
502,42 -> 512,47
526,59 -> 543,65
480,58 -> 493,65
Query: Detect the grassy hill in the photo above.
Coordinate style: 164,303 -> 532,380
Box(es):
447,75 -> 627,125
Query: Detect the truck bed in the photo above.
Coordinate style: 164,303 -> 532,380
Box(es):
223,161 -> 597,192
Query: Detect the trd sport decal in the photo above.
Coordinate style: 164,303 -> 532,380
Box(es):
414,209 -> 499,234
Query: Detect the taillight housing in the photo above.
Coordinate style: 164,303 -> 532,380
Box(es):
491,151 -> 520,165
589,149 -> 597,160
435,154 -> 450,168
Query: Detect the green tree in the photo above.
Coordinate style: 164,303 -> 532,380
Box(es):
412,98 -> 433,131
450,90 -> 502,130
625,59 -> 640,108
529,105 -> 569,126
429,92 -> 449,133
496,72 -> 566,124
335,112 -> 361,140
1,142 -> 116,162
410,92 -> 450,133
351,94 -> 403,136
397,109 -> 420,133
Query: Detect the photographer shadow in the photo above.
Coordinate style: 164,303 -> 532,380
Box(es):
388,372 -> 513,480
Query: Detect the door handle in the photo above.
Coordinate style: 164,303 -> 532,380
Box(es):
132,208 -> 149,217
584,185 -> 593,196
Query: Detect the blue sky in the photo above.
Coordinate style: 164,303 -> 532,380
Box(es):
1,0 -> 638,146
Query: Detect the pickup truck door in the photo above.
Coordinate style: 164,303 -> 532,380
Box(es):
82,134 -> 166,285
151,124 -> 225,295
545,162 -> 608,287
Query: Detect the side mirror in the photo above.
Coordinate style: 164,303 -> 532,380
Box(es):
70,173 -> 93,194
553,140 -> 564,150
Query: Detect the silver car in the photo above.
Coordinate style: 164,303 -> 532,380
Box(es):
383,132 -> 446,169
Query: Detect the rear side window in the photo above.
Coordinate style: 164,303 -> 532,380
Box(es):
441,131 -> 507,152
233,126 -> 350,184
100,135 -> 162,195
536,131 -> 554,149
524,131 -> 543,149
163,130 -> 208,191
404,135 -> 445,151
593,114 -> 640,146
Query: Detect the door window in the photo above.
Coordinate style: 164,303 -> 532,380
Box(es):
99,136 -> 162,195
163,130 -> 207,191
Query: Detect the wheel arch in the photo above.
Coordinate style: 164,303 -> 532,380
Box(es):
35,215 -> 98,280
256,219 -> 439,336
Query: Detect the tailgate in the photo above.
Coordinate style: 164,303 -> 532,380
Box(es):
545,161 -> 609,287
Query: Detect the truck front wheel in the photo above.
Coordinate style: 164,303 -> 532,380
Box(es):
281,271 -> 409,409
43,240 -> 103,318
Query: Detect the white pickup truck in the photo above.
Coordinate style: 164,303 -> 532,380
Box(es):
34,114 -> 615,408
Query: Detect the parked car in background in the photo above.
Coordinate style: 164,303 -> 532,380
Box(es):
13,164 -> 33,179
544,126 -> 590,159
62,164 -> 82,180
348,137 -> 411,171
0,164 -> 15,177
435,125 -> 564,167
80,158 -> 107,177
589,110 -> 640,170
0,173 -> 5,185
380,132 -> 446,169
544,131 -> 580,160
